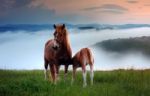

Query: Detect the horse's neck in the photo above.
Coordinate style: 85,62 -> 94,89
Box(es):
61,34 -> 72,58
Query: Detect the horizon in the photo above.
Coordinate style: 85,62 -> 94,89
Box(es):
1,23 -> 150,25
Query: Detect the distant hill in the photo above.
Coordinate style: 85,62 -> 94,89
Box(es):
0,24 -> 52,32
0,24 -> 75,33
93,36 -> 150,55
75,24 -> 150,30
0,24 -> 150,32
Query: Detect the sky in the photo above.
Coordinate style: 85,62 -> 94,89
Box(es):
0,0 -> 150,24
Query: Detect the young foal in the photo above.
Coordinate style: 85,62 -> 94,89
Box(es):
72,48 -> 94,87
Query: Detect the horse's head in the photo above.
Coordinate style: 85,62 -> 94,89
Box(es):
53,24 -> 72,59
53,24 -> 67,44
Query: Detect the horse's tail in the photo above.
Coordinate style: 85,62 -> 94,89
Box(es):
85,48 -> 94,65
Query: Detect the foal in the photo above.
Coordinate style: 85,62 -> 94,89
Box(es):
72,48 -> 94,87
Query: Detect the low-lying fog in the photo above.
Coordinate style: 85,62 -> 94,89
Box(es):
0,27 -> 150,70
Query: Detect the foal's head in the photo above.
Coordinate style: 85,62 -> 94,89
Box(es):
53,24 -> 67,44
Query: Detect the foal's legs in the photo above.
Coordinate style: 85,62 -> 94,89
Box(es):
44,58 -> 49,80
50,64 -> 57,84
90,64 -> 94,85
82,64 -> 87,87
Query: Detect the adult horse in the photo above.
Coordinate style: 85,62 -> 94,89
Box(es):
44,24 -> 72,84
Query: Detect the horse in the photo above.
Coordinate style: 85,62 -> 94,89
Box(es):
71,48 -> 94,87
44,24 -> 72,84
53,24 -> 72,78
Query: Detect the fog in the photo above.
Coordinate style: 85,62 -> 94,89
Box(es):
0,27 -> 150,70
92,48 -> 150,70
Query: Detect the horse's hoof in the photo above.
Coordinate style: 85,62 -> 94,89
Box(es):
57,77 -> 60,81
83,84 -> 87,88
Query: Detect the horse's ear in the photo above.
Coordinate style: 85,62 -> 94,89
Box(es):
62,24 -> 65,29
53,24 -> 56,29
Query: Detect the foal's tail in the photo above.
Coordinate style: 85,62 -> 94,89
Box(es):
85,48 -> 94,65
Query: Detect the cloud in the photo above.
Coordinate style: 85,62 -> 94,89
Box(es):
126,0 -> 138,4
0,0 -> 15,16
13,0 -> 32,8
0,0 -> 57,24
0,0 -> 33,16
99,10 -> 124,14
0,7 -> 56,24
0,0 -> 86,24
83,4 -> 128,14
144,4 -> 150,6
83,6 -> 102,11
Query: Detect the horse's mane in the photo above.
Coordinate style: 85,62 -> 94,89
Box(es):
63,29 -> 72,59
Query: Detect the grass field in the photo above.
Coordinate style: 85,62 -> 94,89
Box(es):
0,69 -> 150,96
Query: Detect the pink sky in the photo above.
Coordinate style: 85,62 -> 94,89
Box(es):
1,0 -> 150,24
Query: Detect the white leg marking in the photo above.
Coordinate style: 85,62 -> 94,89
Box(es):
71,76 -> 74,85
71,68 -> 75,85
90,69 -> 94,85
83,71 -> 87,87
56,73 -> 59,81
64,73 -> 67,82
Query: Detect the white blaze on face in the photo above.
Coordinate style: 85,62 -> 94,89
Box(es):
53,40 -> 59,48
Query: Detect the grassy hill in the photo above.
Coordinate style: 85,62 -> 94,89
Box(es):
93,36 -> 150,55
0,70 -> 150,96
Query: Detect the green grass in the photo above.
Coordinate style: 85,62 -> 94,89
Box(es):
0,69 -> 150,96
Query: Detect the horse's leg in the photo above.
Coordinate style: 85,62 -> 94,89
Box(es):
56,65 -> 60,81
64,64 -> 69,80
44,58 -> 48,80
50,64 -> 57,84
82,63 -> 87,87
71,65 -> 77,85
90,64 -> 94,85
53,64 -> 57,84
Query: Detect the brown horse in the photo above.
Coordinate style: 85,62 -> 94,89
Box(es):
44,24 -> 72,84
71,48 -> 94,87
53,24 -> 72,76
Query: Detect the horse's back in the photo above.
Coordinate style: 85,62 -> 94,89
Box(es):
81,48 -> 94,64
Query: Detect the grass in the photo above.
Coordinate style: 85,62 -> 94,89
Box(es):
0,69 -> 150,96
